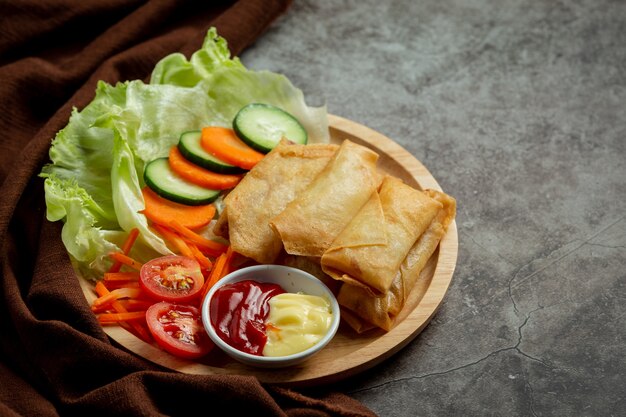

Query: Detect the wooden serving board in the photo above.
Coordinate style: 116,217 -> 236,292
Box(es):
80,114 -> 458,387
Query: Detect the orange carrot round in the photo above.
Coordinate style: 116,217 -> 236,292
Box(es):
201,127 -> 264,170
168,147 -> 242,190
141,187 -> 216,230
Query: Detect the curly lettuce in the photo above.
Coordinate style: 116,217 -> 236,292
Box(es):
40,28 -> 329,278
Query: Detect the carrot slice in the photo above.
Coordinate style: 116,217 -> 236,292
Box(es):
109,228 -> 140,273
97,311 -> 146,324
169,147 -> 243,190
141,186 -> 216,230
168,219 -> 228,256
201,127 -> 264,170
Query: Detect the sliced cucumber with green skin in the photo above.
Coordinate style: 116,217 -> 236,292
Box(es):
233,103 -> 308,153
144,158 -> 220,206
177,131 -> 246,174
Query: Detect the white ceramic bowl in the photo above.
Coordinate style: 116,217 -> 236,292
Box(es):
201,264 -> 340,368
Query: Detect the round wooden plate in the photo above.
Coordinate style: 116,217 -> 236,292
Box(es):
80,114 -> 458,387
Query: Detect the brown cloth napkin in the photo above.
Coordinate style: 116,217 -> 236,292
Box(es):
0,1 -> 376,416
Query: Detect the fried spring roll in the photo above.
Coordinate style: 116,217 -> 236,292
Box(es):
215,140 -> 338,264
321,176 -> 442,296
270,140 -> 380,258
337,188 -> 456,332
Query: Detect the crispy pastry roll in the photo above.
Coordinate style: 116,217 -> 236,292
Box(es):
270,140 -> 380,258
337,188 -> 456,332
321,175 -> 442,296
214,140 -> 338,264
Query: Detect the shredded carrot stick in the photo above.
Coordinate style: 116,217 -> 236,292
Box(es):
97,311 -> 147,324
199,246 -> 236,299
188,241 -> 213,269
91,298 -> 153,314
103,281 -> 140,290
201,253 -> 226,298
109,252 -> 143,271
95,281 -> 109,298
168,219 -> 228,255
153,224 -> 195,258
109,228 -> 140,273
91,287 -> 142,310
117,299 -> 153,311
104,271 -> 140,282
92,282 -> 151,342
220,245 -> 236,277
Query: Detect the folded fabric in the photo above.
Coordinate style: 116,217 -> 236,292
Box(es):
0,1 -> 376,416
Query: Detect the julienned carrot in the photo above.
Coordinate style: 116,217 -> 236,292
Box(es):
109,228 -> 140,273
169,147 -> 242,190
201,126 -> 264,170
91,287 -> 142,310
221,245 -> 236,277
97,311 -> 146,324
168,219 -> 228,255
200,253 -> 227,299
108,252 -> 143,271
104,271 -> 140,282
152,224 -> 194,259
188,241 -> 213,269
200,246 -> 236,299
103,281 -> 140,290
141,186 -> 216,230
93,281 -> 152,342
95,280 -> 110,298
91,298 -> 153,314
116,299 -> 153,311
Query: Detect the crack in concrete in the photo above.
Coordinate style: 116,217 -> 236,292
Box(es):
509,216 -> 625,292
350,305 -> 554,395
523,366 -> 539,417
582,242 -> 626,250
443,214 -> 622,326
502,216 -> 624,316
461,230 -> 516,267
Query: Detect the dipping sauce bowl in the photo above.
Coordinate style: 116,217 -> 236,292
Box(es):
201,264 -> 340,368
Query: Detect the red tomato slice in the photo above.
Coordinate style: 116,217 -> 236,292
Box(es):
139,255 -> 204,303
145,301 -> 213,359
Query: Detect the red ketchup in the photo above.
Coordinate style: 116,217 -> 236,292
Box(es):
209,280 -> 286,356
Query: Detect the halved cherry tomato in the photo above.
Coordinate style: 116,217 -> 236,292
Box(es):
145,301 -> 213,359
139,255 -> 204,303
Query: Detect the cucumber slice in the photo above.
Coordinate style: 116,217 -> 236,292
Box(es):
233,103 -> 307,153
144,158 -> 220,206
178,131 -> 246,174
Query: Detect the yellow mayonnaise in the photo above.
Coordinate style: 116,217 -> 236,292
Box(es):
262,293 -> 333,357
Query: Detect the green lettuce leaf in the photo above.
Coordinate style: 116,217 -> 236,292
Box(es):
40,27 -> 329,277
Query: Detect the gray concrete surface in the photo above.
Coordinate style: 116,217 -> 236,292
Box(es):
240,1 -> 626,416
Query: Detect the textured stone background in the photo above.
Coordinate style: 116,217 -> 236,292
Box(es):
240,1 -> 626,416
